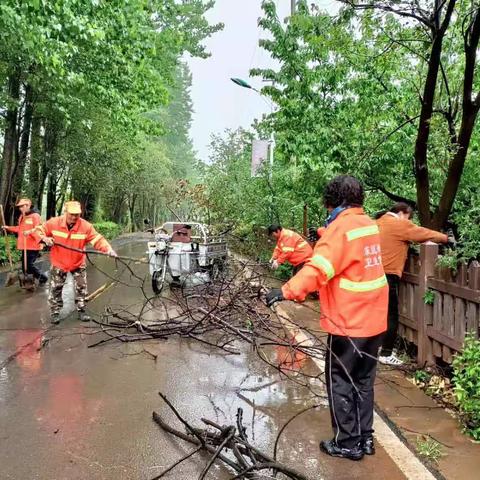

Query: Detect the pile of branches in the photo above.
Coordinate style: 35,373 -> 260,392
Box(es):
84,258 -> 329,398
88,259 -> 327,386
151,392 -> 313,480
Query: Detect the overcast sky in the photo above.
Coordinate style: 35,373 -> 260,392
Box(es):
187,1 -> 338,162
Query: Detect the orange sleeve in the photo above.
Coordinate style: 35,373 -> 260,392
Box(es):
402,221 -> 448,244
282,265 -> 327,301
86,225 -> 112,253
282,225 -> 348,302
5,225 -> 19,234
271,244 -> 281,260
36,218 -> 53,237
29,214 -> 42,243
275,235 -> 296,265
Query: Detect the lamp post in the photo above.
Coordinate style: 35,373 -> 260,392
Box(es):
230,77 -> 275,171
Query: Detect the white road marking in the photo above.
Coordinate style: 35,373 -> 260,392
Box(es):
276,304 -> 437,480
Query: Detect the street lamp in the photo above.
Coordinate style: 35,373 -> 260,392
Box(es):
230,77 -> 275,173
230,77 -> 259,92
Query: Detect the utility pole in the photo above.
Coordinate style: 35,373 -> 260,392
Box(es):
291,0 -> 296,15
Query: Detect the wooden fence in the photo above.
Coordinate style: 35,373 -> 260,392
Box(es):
399,243 -> 480,365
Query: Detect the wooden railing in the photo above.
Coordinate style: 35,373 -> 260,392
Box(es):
399,243 -> 480,365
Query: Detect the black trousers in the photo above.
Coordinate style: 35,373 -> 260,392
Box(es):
21,250 -> 43,279
380,274 -> 400,356
325,333 -> 383,449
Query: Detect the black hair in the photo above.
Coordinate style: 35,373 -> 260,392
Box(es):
323,175 -> 364,209
374,202 -> 414,220
267,224 -> 282,235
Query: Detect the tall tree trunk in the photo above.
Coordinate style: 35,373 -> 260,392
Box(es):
129,194 -> 137,232
0,71 -> 21,220
44,121 -> 58,218
413,0 -> 456,226
432,8 -> 480,229
46,172 -> 57,219
12,84 -> 34,202
29,115 -> 43,209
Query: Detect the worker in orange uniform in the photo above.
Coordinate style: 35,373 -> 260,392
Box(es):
2,198 -> 47,284
266,175 -> 388,461
376,202 -> 449,366
36,201 -> 117,324
268,224 -> 313,274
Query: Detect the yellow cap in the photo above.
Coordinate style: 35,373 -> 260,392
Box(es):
64,201 -> 82,214
16,198 -> 32,207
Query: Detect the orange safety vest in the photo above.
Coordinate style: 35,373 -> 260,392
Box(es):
282,208 -> 388,337
5,212 -> 42,250
272,228 -> 313,267
38,216 -> 111,272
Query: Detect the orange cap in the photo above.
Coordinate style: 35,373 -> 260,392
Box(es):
16,198 -> 32,207
64,201 -> 82,214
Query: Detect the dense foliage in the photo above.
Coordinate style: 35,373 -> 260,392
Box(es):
0,0 -> 221,230
453,334 -> 480,440
198,1 -> 480,260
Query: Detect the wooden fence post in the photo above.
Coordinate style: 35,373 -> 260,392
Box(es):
416,243 -> 438,366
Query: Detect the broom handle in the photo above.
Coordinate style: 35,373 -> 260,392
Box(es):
0,204 -> 14,269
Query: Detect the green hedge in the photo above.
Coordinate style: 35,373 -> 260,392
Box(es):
0,236 -> 22,266
453,334 -> 480,440
93,221 -> 122,240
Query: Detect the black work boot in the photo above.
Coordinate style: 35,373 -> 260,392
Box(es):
78,310 -> 91,322
362,436 -> 375,455
319,439 -> 364,461
50,313 -> 60,325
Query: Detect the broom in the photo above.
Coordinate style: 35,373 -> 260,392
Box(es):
0,204 -> 19,287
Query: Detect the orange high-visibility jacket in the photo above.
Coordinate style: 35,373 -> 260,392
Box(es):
5,212 -> 42,250
272,229 -> 313,266
38,216 -> 112,272
282,208 -> 388,337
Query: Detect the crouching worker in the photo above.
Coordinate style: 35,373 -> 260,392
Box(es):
266,175 -> 388,461
36,201 -> 117,324
268,224 -> 313,275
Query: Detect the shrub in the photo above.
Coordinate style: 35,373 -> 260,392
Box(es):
93,221 -> 122,241
0,236 -> 21,266
452,333 -> 480,440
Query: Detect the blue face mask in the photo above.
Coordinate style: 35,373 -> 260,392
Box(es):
324,205 -> 349,227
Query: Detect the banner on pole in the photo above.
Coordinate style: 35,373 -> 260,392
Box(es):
251,139 -> 270,177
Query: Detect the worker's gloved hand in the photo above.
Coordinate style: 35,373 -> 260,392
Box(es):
270,259 -> 279,270
266,288 -> 284,307
42,237 -> 54,247
108,249 -> 118,257
308,227 -> 319,243
446,229 -> 457,249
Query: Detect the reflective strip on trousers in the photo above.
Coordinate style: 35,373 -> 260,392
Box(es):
346,225 -> 379,241
311,254 -> 335,280
339,275 -> 387,292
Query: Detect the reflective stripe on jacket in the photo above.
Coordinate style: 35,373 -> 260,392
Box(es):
272,228 -> 313,266
38,216 -> 111,272
282,208 -> 388,337
5,212 -> 42,250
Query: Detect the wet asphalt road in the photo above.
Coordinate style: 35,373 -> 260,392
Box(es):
0,236 -> 408,480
